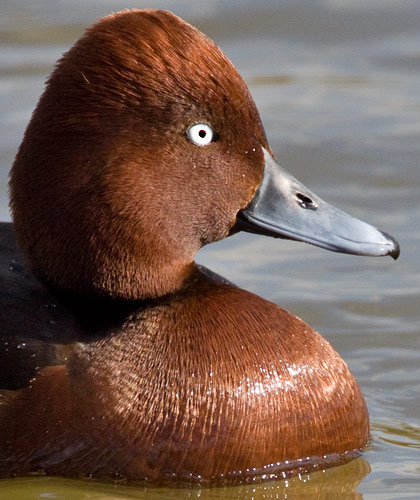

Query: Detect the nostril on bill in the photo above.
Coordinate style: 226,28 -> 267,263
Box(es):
296,192 -> 318,210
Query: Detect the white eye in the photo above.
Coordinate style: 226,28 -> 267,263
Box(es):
187,123 -> 214,146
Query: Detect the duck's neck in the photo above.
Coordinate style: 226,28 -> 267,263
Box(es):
26,233 -> 198,301
46,262 -> 207,341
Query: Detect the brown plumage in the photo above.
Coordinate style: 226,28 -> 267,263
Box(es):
1,9 -> 373,482
10,9 -> 266,300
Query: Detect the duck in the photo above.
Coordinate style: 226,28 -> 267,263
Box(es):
0,9 -> 399,482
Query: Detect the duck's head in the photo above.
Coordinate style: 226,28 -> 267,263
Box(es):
10,9 -> 399,300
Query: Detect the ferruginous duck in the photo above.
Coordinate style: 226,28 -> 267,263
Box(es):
0,9 -> 399,482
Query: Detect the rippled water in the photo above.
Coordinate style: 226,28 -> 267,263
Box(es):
1,1 -> 419,499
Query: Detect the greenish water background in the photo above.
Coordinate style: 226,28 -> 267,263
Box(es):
1,0 -> 419,498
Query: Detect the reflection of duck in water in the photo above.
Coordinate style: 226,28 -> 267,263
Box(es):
0,9 -> 399,482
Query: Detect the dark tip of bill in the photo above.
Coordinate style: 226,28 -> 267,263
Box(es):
383,231 -> 400,260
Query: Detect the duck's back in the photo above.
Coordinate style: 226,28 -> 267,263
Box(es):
0,222 -> 77,389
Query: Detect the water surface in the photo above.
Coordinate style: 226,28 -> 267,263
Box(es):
1,1 -> 419,499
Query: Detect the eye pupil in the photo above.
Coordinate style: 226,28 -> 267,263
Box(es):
198,130 -> 206,138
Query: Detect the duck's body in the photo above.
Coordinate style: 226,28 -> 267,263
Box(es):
0,223 -> 367,480
0,9 -> 398,482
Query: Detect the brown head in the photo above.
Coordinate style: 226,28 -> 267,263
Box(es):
10,9 -> 268,299
10,9 -> 399,301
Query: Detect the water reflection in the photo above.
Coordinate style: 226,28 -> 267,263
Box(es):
0,459 -> 370,500
373,422 -> 420,450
